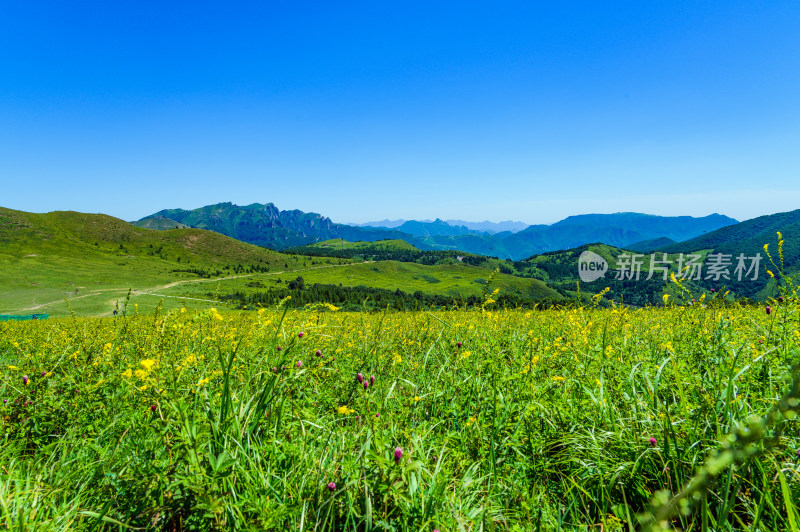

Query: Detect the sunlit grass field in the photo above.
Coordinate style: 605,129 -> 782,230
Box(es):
1,301 -> 798,530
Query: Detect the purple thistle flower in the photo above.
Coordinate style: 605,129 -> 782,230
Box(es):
710,288 -> 715,293
22,375 -> 28,386
649,437 -> 657,446
370,375 -> 375,386
40,371 -> 46,377
375,413 -> 380,418
2,399 -> 6,404
363,381 -> 369,390
357,372 -> 364,384
276,346 -> 282,351
766,305 -> 772,315
457,342 -> 462,348
296,360 -> 303,368
298,331 -> 304,338
779,296 -> 784,303
327,481 -> 336,492
150,404 -> 157,412
315,349 -> 322,357
271,366 -> 278,373
394,446 -> 403,464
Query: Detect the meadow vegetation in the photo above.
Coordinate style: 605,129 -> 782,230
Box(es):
1,292 -> 798,530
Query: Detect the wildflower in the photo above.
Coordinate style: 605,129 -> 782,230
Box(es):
778,296 -> 784,303
357,372 -> 364,384
375,413 -> 380,418
3,399 -> 6,404
336,405 -> 354,415
766,305 -> 772,315
150,404 -> 157,412
271,367 -> 277,372
796,449 -> 800,459
710,288 -> 715,293
363,381 -> 369,390
457,342 -> 462,348
369,375 -> 375,385
327,482 -> 336,492
22,375 -> 28,386
296,360 -> 303,368
298,331 -> 304,338
394,447 -> 403,464
121,369 -> 133,378
140,359 -> 156,371
649,437 -> 657,446
40,371 -> 46,377
277,346 -> 282,351
315,349 -> 322,357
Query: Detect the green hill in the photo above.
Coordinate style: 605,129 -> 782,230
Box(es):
305,239 -> 419,251
0,207 -> 310,316
656,209 -> 800,299
130,215 -> 188,230
166,260 -> 564,311
0,208 -> 566,315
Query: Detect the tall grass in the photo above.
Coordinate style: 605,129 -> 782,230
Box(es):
0,296 -> 798,529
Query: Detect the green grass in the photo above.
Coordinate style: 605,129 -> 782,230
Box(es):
1,208 -> 567,316
0,207 -> 330,316
163,260 -> 562,302
0,300 -> 798,530
305,238 -> 420,251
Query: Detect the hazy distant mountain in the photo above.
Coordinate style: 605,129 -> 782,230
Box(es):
351,219 -> 407,229
444,220 -> 529,234
394,219 -> 484,237
500,212 -> 737,259
354,218 -> 528,234
139,204 -> 739,261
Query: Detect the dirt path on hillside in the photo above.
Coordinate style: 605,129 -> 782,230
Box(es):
19,261 -> 372,316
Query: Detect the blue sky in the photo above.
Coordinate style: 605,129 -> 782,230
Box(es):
2,1 -> 799,225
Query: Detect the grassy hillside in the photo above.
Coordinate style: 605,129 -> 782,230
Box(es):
305,239 -> 419,251
658,209 -> 800,299
130,216 -> 188,230
0,207 -> 312,316
158,260 -> 563,310
1,209 -> 565,316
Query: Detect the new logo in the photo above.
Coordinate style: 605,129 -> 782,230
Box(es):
578,251 -> 608,282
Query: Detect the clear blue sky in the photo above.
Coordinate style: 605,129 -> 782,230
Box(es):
2,1 -> 799,225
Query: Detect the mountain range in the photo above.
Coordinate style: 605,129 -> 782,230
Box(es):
134,203 -> 739,260
353,219 -> 529,234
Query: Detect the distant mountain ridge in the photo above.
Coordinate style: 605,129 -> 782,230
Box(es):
136,203 -> 739,260
140,202 -> 411,250
353,219 -> 528,234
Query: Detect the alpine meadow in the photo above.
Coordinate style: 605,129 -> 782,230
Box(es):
3,2 -> 800,530
0,235 -> 799,530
